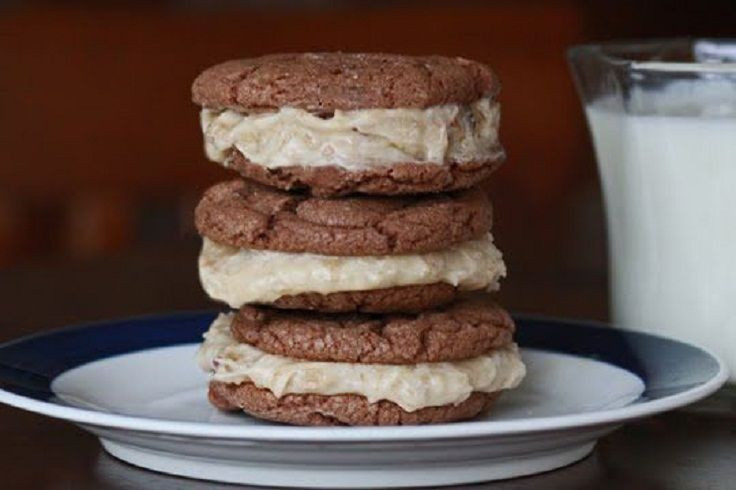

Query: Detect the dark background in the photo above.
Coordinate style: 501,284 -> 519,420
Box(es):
1,0 -> 734,330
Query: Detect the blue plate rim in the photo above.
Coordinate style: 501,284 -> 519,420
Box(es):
0,310 -> 727,442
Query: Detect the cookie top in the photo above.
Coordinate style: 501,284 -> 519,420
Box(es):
230,300 -> 515,364
192,53 -> 499,112
195,179 -> 493,256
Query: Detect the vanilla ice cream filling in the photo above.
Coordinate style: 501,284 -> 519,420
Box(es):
197,313 -> 526,412
199,233 -> 506,307
200,97 -> 502,170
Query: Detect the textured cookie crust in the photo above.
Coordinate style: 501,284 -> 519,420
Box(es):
271,283 -> 456,313
231,300 -> 515,364
195,179 -> 493,255
209,381 -> 499,426
192,53 -> 499,113
227,151 -> 502,197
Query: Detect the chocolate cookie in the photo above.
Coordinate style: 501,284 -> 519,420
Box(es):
209,381 -> 499,426
193,53 -> 504,196
271,283 -> 456,313
231,300 -> 515,364
195,179 -> 492,256
227,153 -> 501,197
192,53 -> 499,112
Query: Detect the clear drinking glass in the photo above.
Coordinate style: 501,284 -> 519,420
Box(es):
568,39 -> 736,384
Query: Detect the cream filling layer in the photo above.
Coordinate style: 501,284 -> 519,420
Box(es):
199,233 -> 506,307
197,313 -> 526,412
200,97 -> 502,170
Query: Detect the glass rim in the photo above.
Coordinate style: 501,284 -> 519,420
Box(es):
568,37 -> 736,74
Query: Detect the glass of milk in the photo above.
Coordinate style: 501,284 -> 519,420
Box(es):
569,39 -> 736,384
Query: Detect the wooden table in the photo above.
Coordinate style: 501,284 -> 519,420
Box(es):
1,242 -> 733,489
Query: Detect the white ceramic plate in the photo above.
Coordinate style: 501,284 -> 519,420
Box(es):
0,312 -> 726,488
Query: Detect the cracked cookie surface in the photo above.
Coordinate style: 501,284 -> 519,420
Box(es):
192,53 -> 499,112
231,299 -> 515,364
195,179 -> 493,255
209,381 -> 499,426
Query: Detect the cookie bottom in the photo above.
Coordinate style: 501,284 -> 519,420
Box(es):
228,151 -> 503,197
270,283 -> 457,313
209,381 -> 500,426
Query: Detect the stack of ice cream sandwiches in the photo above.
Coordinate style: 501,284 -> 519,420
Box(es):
192,53 -> 526,426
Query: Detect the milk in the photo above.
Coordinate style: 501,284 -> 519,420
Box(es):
586,84 -> 736,381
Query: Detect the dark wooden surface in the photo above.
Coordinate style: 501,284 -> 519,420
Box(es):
0,242 -> 733,489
